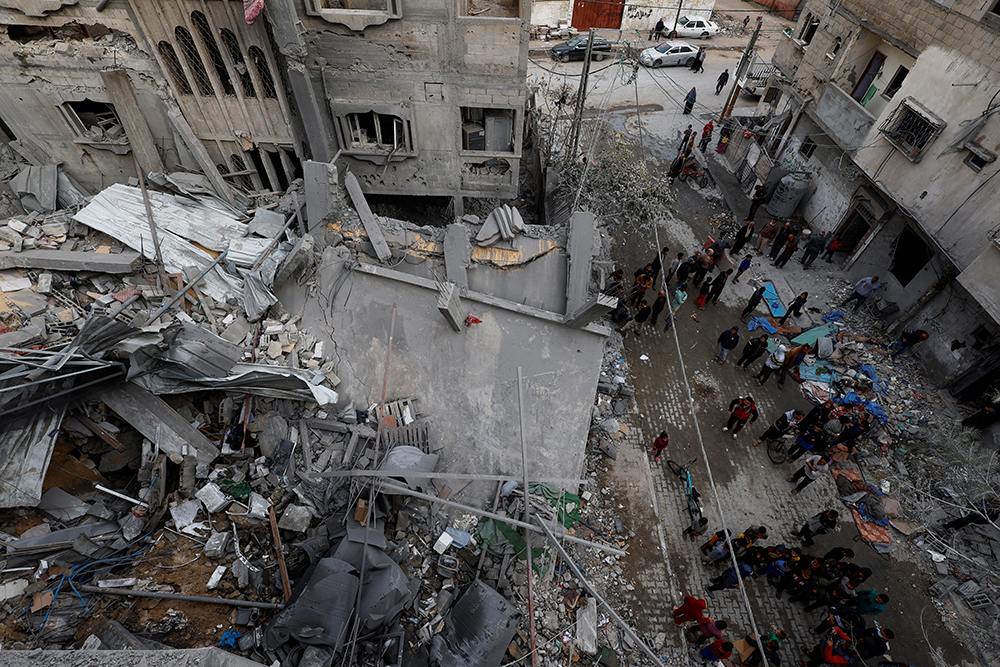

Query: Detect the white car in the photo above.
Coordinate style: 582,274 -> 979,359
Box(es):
670,16 -> 720,39
639,41 -> 699,68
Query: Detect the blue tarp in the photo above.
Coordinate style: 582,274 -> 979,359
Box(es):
762,282 -> 786,317
747,315 -> 777,333
822,311 -> 844,323
836,391 -> 889,424
859,365 -> 889,394
792,323 -> 839,347
798,361 -> 837,383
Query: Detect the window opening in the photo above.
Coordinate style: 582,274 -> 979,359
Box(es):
882,65 -> 909,100
964,142 -> 996,172
851,51 -> 885,103
878,97 -> 946,162
889,225 -> 933,287
829,37 -> 841,57
247,147 -> 273,191
799,136 -> 817,158
248,46 -> 277,99
801,15 -> 819,44
461,108 -> 515,152
835,203 -> 875,254
344,111 -> 411,153
0,111 -> 16,142
175,26 -> 213,96
191,12 -> 234,96
62,99 -> 122,142
159,41 -> 192,95
991,0 -> 1000,16
266,149 -> 290,191
219,29 -> 255,98
229,154 -> 254,190
281,148 -> 303,181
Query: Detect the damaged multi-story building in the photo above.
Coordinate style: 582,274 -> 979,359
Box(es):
741,0 -> 1000,399
0,0 -> 531,214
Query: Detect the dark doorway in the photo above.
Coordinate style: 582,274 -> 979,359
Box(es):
889,225 -> 933,286
836,206 -> 874,254
852,51 -> 886,102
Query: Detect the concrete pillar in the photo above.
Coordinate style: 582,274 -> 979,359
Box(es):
437,282 -> 464,332
444,223 -> 471,289
303,161 -> 339,232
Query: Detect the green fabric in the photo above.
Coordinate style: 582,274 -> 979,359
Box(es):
217,479 -> 252,498
474,518 -> 545,571
791,322 -> 839,347
528,482 -> 581,528
860,84 -> 878,106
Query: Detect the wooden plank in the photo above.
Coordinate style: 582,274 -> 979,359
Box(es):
343,170 -> 392,262
101,70 -> 165,174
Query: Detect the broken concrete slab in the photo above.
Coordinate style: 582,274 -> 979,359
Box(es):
98,382 -> 218,464
0,407 -> 67,508
576,596 -> 598,654
343,170 -> 391,262
101,70 -> 166,174
0,648 -> 267,667
277,504 -> 312,532
303,161 -> 338,233
430,580 -> 522,667
10,165 -> 58,213
0,249 -> 143,273
565,210 -> 597,318
437,282 -> 464,332
444,223 -> 471,288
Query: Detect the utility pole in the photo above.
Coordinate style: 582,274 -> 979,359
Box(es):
721,16 -> 762,119
566,28 -> 596,161
670,0 -> 684,38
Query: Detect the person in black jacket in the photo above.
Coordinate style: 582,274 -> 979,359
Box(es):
650,290 -> 668,327
779,292 -> 808,325
740,285 -> 766,321
752,409 -> 804,447
675,256 -> 696,287
715,326 -> 740,364
708,269 -> 733,306
792,509 -> 840,547
731,221 -> 754,255
736,334 -> 769,370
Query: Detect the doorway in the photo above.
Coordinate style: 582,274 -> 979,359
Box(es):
836,203 -> 875,254
852,51 -> 886,103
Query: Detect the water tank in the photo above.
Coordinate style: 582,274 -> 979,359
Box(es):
766,173 -> 811,218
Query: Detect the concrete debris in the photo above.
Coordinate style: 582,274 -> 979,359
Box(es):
476,204 -> 525,247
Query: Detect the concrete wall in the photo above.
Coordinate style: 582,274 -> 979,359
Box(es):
620,0 -> 716,33
531,0 -> 571,27
290,0 -> 530,201
0,4 -> 177,194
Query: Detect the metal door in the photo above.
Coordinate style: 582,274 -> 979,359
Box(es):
573,0 -> 624,30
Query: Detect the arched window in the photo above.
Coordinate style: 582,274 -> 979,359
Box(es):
219,29 -> 255,97
832,37 -> 842,56
248,46 -> 277,99
802,15 -> 820,45
799,13 -> 812,40
175,26 -> 213,96
158,41 -> 192,95
230,153 -> 253,190
191,12 -> 234,96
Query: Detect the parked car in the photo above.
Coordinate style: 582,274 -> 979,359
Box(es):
639,41 -> 699,68
550,35 -> 613,62
669,16 -> 720,39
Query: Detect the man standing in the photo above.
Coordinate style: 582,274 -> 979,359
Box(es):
716,68 -> 729,95
665,251 -> 685,283
736,334 -> 769,371
841,275 -> 882,311
705,562 -> 755,594
746,184 -> 767,221
650,290 -> 667,327
723,394 -> 758,438
694,47 -> 707,73
708,269 -> 733,306
754,218 -> 778,253
731,220 -> 754,255
755,344 -> 786,386
801,230 -> 828,268
740,284 -> 766,321
851,590 -> 889,616
778,292 -> 808,325
691,249 -> 715,287
680,125 -> 693,152
716,326 -> 740,364
650,17 -> 665,40
890,329 -> 929,359
620,299 -> 651,335
787,454 -> 831,495
792,509 -> 840,546
769,222 -> 793,260
777,342 -> 810,389
649,246 -> 670,282
683,87 -> 697,114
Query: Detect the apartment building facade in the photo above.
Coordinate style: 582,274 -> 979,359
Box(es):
764,0 -> 1000,395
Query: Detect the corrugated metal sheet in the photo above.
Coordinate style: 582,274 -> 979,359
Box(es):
0,407 -> 67,508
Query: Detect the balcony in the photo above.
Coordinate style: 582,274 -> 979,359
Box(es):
772,32 -> 806,79
810,82 -> 875,153
958,245 -> 1000,326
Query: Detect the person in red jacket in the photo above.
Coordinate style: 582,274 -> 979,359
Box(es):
651,431 -> 669,462
700,639 -> 734,662
672,595 -> 707,625
799,627 -> 857,666
723,395 -> 759,439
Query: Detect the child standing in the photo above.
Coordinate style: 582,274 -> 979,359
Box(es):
651,431 -> 669,461
695,280 -> 712,310
733,254 -> 752,283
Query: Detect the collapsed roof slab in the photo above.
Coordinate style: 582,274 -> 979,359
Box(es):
0,648 -> 265,667
0,249 -> 142,273
288,249 -> 607,505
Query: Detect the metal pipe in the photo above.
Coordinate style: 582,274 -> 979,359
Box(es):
377,481 -> 625,557
145,250 -> 229,324
76,585 -> 284,609
133,153 -> 170,293
94,483 -> 148,507
309,469 -> 586,486
517,367 -> 539,667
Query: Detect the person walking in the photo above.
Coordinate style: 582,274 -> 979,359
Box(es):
772,235 -> 798,268
731,221 -> 754,255
683,87 -> 697,114
664,252 -> 685,284
752,409 -> 803,447
777,342 -> 810,389
708,269 -> 732,306
821,236 -> 843,262
800,628 -> 856,667
650,290 -> 668,327
715,68 -> 729,95
793,510 -> 840,547
841,275 -> 882,311
695,280 -> 712,310
736,334 -> 769,371
769,222 -> 793,259
685,617 -> 727,645
755,344 -> 786,385
649,246 -> 671,282
620,299 -> 651,335
675,256 -> 696,286
890,329 -> 929,359
699,640 -> 734,663
785,427 -> 818,464
723,394 -> 758,438
680,125 -> 693,152
801,230 -> 828,268
650,17 -> 665,40
778,292 -> 808,325
672,595 -> 707,624
629,271 -> 653,307
699,120 -> 714,153
691,249 -> 715,287
740,284 -> 766,321
671,282 -> 689,309
746,184 -> 767,221
850,590 -> 889,616
716,326 -> 740,364
856,627 -> 894,661
753,219 -> 777,254
788,454 -> 831,495
694,47 -> 707,73
651,430 -> 669,461
733,254 -> 752,283
706,562 -> 756,593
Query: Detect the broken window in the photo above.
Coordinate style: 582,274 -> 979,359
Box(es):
228,153 -> 254,190
159,41 -> 193,95
0,112 -> 16,142
883,65 -> 909,100
800,13 -> 819,45
305,0 -> 402,29
191,12 -> 235,97
60,100 -> 125,144
878,97 -> 946,162
889,225 -> 933,287
964,141 -> 996,172
461,108 -> 515,153
248,46 -> 277,99
799,136 -> 817,158
175,26 -> 214,96
342,111 -> 413,154
219,29 -> 256,98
